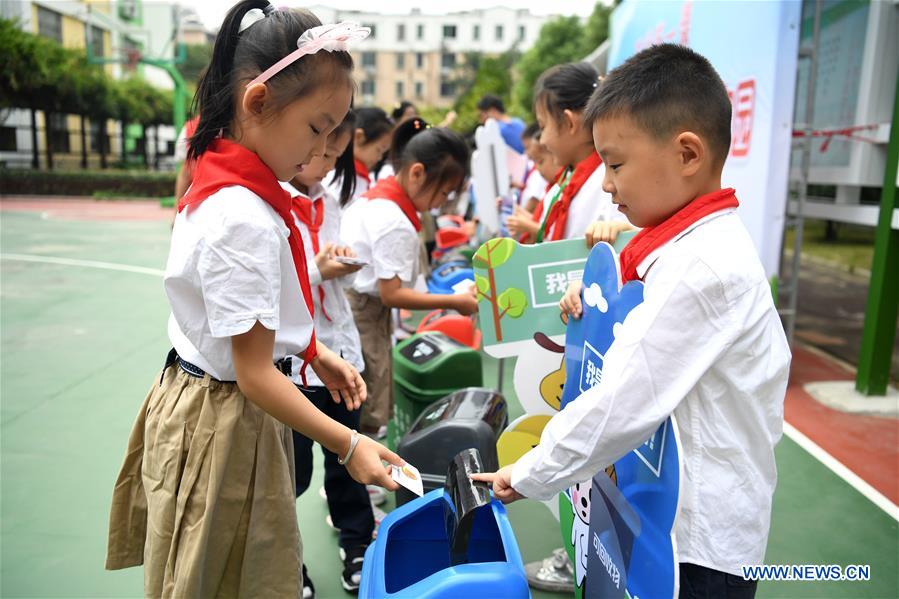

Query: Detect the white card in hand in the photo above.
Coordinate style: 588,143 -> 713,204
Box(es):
451,278 -> 475,294
391,463 -> 424,497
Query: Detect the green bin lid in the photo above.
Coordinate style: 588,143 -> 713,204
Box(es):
393,332 -> 482,396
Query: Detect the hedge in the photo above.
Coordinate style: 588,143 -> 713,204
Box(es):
0,168 -> 175,197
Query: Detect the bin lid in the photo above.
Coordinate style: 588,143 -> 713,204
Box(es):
393,332 -> 482,394
444,448 -> 492,566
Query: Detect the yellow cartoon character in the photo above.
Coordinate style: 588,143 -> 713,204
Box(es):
535,332 -> 566,411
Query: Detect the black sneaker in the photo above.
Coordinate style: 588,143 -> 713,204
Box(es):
301,564 -> 315,599
339,544 -> 368,593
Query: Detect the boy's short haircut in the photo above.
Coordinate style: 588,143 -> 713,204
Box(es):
522,122 -> 541,140
476,94 -> 506,113
584,44 -> 732,165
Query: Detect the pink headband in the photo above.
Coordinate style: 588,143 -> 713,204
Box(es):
247,22 -> 370,87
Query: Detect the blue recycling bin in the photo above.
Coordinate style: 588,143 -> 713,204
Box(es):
427,261 -> 474,295
359,488 -> 529,598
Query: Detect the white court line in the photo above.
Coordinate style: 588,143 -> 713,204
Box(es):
783,421 -> 899,522
3,252 -> 897,521
0,253 -> 165,277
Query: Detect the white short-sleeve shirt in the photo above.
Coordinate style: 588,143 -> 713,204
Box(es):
324,169 -> 371,213
521,166 -> 548,205
341,197 -> 420,296
280,182 -> 365,386
557,163 -> 627,240
165,185 -> 314,381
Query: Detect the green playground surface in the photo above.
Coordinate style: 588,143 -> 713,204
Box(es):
1,204 -> 897,598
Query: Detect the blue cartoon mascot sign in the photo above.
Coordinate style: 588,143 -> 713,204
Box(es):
559,242 -> 683,599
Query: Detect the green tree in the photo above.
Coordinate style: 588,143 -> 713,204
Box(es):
583,1 -> 614,54
510,2 -> 614,119
176,43 -> 212,89
450,51 -> 518,134
473,238 -> 528,341
511,16 -> 585,117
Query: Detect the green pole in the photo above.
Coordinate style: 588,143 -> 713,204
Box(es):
142,59 -> 187,134
856,70 -> 899,396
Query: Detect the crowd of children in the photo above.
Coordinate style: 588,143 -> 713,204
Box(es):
110,2 -> 790,598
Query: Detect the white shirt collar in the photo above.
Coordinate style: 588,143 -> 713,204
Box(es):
635,208 -> 737,279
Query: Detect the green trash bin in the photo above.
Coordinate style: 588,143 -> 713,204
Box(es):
389,332 -> 483,449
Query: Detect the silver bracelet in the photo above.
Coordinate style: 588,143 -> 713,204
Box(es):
338,429 -> 359,465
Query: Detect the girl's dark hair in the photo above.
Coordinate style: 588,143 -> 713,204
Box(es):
391,100 -> 416,120
391,118 -> 471,194
533,61 -> 600,123
354,107 -> 394,146
188,1 -> 354,161
522,122 -> 541,140
331,110 -> 357,206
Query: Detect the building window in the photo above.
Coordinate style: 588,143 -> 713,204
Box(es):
0,126 -> 17,152
397,23 -> 405,42
361,80 -> 376,96
442,25 -> 457,39
495,25 -> 503,41
441,52 -> 456,69
518,25 -> 526,41
86,25 -> 105,58
416,53 -> 424,68
48,113 -> 69,153
396,53 -> 405,69
473,24 -> 480,41
396,81 -> 404,98
440,80 -> 456,98
363,23 -> 376,39
416,24 -> 424,40
37,6 -> 62,43
362,52 -> 376,68
415,81 -> 423,99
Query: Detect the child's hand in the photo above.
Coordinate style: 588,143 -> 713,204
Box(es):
506,205 -> 538,237
469,465 -> 524,504
559,280 -> 584,324
316,242 -> 362,280
310,345 -> 367,410
454,285 -> 479,316
344,434 -> 402,490
584,220 -> 635,248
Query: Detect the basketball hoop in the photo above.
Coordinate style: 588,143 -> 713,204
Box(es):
124,48 -> 142,72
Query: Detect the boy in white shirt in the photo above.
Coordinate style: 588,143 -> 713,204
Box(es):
473,44 -> 791,599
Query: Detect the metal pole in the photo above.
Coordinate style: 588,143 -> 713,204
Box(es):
856,69 -> 899,396
497,357 -> 505,393
785,0 -> 822,344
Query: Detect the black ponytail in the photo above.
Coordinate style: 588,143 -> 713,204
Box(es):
391,118 -> 471,194
188,1 -> 354,161
533,62 -> 600,123
354,107 -> 394,146
331,110 -> 357,206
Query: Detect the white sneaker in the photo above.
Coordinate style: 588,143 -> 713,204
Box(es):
318,486 -> 327,501
367,484 -> 387,506
325,514 -> 339,532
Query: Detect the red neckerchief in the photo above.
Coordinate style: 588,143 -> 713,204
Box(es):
179,138 -> 318,383
363,176 -> 422,232
519,168 -> 565,243
292,191 -> 332,322
619,188 -> 739,282
543,151 -> 602,241
354,158 -> 371,184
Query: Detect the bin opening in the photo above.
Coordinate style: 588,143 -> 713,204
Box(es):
383,495 -> 506,593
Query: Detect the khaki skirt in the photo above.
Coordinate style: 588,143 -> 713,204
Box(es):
106,357 -> 302,598
346,290 -> 394,431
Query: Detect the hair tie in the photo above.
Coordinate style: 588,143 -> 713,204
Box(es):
239,7 -> 268,33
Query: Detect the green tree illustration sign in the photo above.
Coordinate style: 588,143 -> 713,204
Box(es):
473,238 -> 528,341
